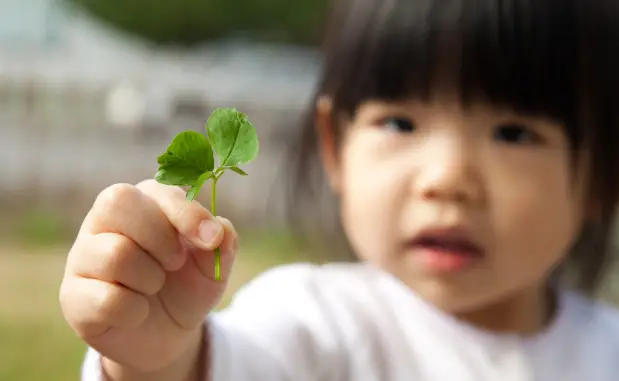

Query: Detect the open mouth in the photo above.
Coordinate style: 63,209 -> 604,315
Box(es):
408,228 -> 484,271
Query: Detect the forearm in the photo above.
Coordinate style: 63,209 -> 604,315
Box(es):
100,326 -> 207,381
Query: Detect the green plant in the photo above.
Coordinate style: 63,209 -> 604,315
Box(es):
14,208 -> 71,247
155,108 -> 259,280
65,0 -> 328,46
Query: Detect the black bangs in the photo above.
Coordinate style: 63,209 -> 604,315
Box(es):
319,0 -> 585,142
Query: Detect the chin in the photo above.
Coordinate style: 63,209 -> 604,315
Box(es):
406,277 -> 502,314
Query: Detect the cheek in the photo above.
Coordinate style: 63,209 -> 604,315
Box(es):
489,152 -> 582,278
338,131 -> 408,262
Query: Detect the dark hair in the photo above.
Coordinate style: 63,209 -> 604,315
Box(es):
286,0 -> 619,294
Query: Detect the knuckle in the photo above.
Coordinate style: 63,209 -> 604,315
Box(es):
94,283 -> 123,317
137,178 -> 184,197
95,183 -> 140,214
135,178 -> 159,189
95,286 -> 148,328
104,232 -> 132,254
58,278 -> 108,338
100,234 -> 166,296
171,202 -> 207,233
58,279 -> 74,314
102,234 -> 134,270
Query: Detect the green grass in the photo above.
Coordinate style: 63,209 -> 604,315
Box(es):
11,207 -> 75,248
0,317 -> 86,381
0,247 -> 85,380
0,231 -> 309,381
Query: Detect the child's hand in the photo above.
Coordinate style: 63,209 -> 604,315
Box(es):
59,179 -> 237,375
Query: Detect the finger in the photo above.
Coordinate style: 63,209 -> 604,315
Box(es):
86,183 -> 185,271
136,179 -> 225,252
71,233 -> 166,296
155,218 -> 238,329
191,217 -> 238,282
59,276 -> 149,341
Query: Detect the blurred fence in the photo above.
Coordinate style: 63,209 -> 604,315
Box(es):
0,78 -> 310,229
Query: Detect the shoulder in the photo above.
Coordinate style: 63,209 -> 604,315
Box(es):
209,262 -> 374,380
214,261 -> 392,347
592,297 -> 619,334
221,261 -> 422,351
563,291 -> 619,327
227,261 -> 376,307
561,290 -> 619,345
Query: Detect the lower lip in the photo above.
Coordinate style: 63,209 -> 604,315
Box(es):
414,246 -> 482,272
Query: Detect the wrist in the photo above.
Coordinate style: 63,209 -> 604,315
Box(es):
101,325 -> 206,381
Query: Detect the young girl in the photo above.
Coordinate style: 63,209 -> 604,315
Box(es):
61,0 -> 619,380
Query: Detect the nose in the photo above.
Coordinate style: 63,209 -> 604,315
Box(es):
414,137 -> 482,204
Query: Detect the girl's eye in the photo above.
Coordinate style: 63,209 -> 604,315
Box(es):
493,123 -> 539,144
380,117 -> 416,133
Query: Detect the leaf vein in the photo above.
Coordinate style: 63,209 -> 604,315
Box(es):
221,119 -> 241,166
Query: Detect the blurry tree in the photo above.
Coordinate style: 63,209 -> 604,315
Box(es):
65,0 -> 329,46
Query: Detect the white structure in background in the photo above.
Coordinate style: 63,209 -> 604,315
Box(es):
0,0 -> 321,129
0,0 -> 324,227
105,82 -> 147,129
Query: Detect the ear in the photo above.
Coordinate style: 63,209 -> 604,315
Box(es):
315,96 -> 342,194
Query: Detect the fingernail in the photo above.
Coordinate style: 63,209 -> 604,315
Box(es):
199,219 -> 222,247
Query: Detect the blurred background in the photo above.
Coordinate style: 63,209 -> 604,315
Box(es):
1,1 -> 619,380
0,0 -> 330,379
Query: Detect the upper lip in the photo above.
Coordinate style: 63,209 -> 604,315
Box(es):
409,226 -> 485,255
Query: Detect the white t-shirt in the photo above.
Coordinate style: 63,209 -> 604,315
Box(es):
82,262 -> 619,381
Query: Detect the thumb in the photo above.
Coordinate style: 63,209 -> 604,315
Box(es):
192,217 -> 238,282
157,217 -> 238,329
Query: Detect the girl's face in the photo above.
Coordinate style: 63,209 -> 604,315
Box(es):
319,95 -> 588,332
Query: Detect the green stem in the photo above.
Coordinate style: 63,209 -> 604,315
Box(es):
211,177 -> 220,281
